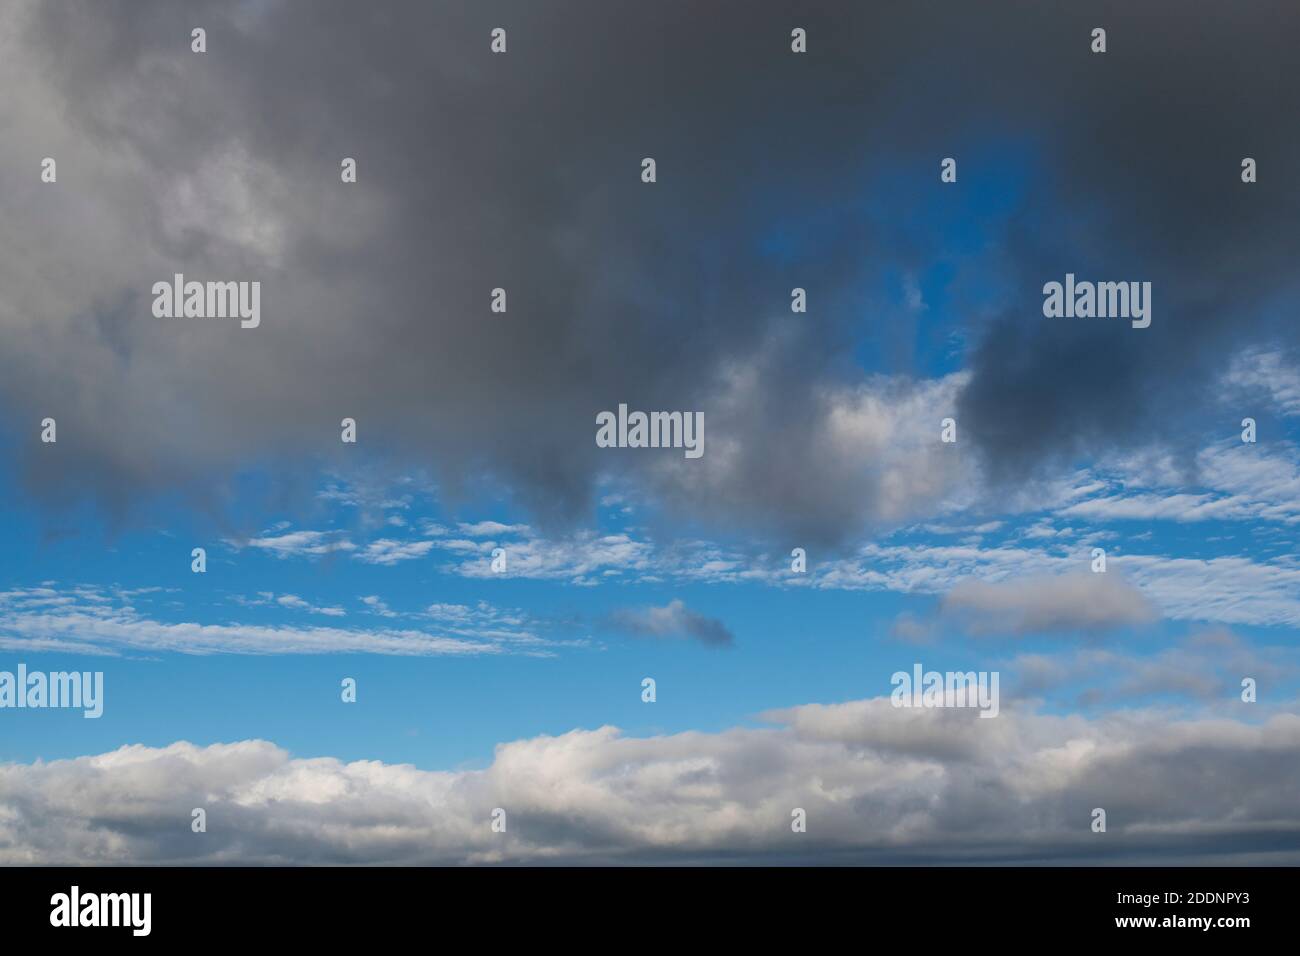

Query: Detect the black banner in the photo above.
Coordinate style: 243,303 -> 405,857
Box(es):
0,866 -> 1286,943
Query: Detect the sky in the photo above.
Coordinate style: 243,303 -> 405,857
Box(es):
1,0 -> 1299,865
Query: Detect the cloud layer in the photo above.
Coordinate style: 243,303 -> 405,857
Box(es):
3,699 -> 1298,865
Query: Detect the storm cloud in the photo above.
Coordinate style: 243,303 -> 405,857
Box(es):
2,0 -> 1296,546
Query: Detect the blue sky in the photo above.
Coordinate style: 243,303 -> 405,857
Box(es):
2,0 -> 1299,866
4,401 -> 1297,772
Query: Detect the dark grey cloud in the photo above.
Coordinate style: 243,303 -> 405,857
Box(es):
1,0 -> 1295,545
951,4 -> 1300,486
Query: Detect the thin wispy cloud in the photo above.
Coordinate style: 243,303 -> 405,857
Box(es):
0,587 -> 561,657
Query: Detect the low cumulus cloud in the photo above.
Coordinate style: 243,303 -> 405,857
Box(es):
3,700 -> 1299,864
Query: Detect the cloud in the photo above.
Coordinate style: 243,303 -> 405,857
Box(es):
458,522 -> 530,537
636,364 -> 976,543
243,506 -> 1300,629
432,527 -> 657,583
4,700 -> 1300,864
939,572 -> 1157,636
1121,553 -> 1300,629
231,530 -> 356,559
353,539 -> 435,566
215,499 -> 1300,629
0,586 -> 562,657
817,541 -> 1300,629
607,599 -> 734,647
6,1 -> 1291,546
1005,632 -> 1298,705
1222,346 -> 1300,418
275,594 -> 345,617
359,595 -> 397,618
889,611 -> 935,645
1056,441 -> 1300,527
952,0 -> 1300,488
422,601 -> 561,649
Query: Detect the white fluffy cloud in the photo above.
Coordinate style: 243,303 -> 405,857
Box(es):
3,700 -> 1298,865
